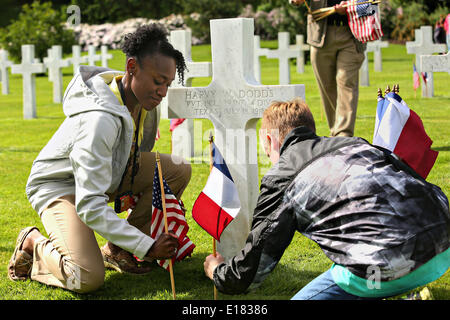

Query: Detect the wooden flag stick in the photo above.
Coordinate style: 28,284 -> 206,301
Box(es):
208,131 -> 218,300
303,0 -> 312,14
156,151 -> 176,300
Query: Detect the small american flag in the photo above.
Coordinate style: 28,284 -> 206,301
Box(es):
346,0 -> 383,43
413,64 -> 420,90
150,165 -> 195,270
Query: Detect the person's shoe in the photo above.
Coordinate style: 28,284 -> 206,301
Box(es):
401,287 -> 434,300
8,226 -> 39,281
101,242 -> 152,275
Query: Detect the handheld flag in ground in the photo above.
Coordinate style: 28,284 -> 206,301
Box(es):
413,64 -> 420,90
192,142 -> 241,241
346,0 -> 383,43
421,72 -> 428,85
373,91 -> 438,179
150,165 -> 195,270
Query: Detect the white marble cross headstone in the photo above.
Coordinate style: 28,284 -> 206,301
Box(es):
11,45 -> 45,119
360,49 -> 370,87
45,45 -> 70,103
266,32 -> 298,84
0,49 -> 13,95
290,34 -> 310,74
166,29 -> 212,159
69,45 -> 88,74
87,45 -> 101,66
167,18 -> 305,259
406,26 -> 447,97
100,45 -> 113,68
253,35 -> 270,83
366,39 -> 388,72
421,52 -> 450,74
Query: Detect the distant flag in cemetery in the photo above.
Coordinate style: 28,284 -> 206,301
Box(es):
150,165 -> 195,270
421,72 -> 428,85
373,91 -> 438,179
192,142 -> 241,241
346,0 -> 383,43
413,64 -> 420,90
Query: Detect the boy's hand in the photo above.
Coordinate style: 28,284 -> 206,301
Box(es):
204,253 -> 225,280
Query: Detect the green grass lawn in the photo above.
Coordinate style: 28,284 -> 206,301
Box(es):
0,41 -> 449,300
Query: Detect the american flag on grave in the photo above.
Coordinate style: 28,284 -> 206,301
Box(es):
150,165 -> 195,270
346,0 -> 383,43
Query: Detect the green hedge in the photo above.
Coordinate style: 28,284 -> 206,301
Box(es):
0,1 -> 76,62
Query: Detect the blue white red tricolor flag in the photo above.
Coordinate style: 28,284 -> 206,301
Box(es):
346,0 -> 383,43
373,91 -> 438,179
150,166 -> 195,270
421,72 -> 428,85
413,64 -> 420,90
192,142 -> 241,241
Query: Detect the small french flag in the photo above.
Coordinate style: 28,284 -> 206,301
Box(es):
373,91 -> 438,179
192,142 -> 241,241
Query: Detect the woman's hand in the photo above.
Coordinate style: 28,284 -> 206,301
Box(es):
204,253 -> 225,280
146,232 -> 179,259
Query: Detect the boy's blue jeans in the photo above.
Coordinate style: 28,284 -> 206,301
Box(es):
291,269 -> 378,300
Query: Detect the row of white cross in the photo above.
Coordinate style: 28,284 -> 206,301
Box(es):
406,25 -> 449,98
1,29 -> 392,120
0,45 -> 113,118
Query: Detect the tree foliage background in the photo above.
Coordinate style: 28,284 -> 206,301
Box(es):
0,0 -> 448,59
0,1 -> 76,62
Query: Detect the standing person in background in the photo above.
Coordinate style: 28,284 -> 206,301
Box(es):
434,18 -> 446,45
444,14 -> 450,51
290,0 -> 365,137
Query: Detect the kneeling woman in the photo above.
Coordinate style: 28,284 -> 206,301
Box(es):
8,24 -> 192,293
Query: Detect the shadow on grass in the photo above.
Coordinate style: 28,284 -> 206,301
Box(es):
433,146 -> 450,152
0,147 -> 43,153
27,254 -> 324,300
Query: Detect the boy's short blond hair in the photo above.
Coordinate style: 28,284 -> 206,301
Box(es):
261,98 -> 316,145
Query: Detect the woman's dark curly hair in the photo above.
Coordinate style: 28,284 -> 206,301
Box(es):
121,24 -> 187,85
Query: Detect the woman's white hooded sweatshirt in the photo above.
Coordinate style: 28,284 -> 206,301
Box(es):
26,66 -> 160,259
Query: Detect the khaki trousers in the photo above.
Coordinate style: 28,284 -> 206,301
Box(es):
310,25 -> 365,137
30,152 -> 191,293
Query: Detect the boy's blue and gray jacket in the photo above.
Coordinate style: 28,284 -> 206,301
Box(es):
213,126 -> 449,294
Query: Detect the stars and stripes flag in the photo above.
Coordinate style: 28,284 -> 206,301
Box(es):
346,0 -> 383,43
413,64 -> 420,90
373,91 -> 438,179
150,166 -> 195,270
192,142 -> 241,241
